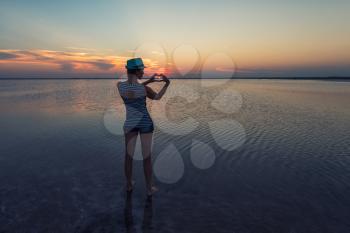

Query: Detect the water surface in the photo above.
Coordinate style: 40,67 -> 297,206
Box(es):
0,79 -> 350,233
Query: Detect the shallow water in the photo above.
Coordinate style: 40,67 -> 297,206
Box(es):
0,79 -> 350,233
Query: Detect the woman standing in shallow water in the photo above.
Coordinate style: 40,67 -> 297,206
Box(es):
117,58 -> 170,196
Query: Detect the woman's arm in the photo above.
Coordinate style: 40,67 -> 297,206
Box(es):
145,85 -> 157,99
142,73 -> 158,86
145,74 -> 170,100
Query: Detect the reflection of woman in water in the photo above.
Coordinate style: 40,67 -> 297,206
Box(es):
117,58 -> 170,196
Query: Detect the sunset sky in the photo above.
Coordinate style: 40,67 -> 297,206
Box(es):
0,0 -> 349,78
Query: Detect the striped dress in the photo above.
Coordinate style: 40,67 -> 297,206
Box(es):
118,81 -> 154,133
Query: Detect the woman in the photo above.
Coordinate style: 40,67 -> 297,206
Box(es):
117,58 -> 170,196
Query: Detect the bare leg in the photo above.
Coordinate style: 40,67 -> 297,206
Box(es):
124,131 -> 138,191
140,132 -> 158,195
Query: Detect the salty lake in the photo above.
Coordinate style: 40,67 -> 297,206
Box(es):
0,79 -> 349,233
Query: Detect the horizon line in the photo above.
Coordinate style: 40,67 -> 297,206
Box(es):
0,77 -> 349,80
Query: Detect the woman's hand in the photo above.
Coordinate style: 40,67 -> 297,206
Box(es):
160,74 -> 170,84
142,73 -> 160,86
149,73 -> 158,82
145,74 -> 170,100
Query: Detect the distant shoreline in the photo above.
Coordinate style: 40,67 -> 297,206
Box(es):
0,77 -> 349,81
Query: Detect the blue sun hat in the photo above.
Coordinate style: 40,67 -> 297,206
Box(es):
125,58 -> 147,69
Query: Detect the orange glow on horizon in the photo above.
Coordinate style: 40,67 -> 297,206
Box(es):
0,49 -> 175,76
0,48 -> 349,77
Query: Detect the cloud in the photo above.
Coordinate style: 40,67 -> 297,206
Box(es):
0,49 -> 127,74
0,49 -> 173,77
88,60 -> 115,70
60,62 -> 75,72
17,50 -> 55,61
0,52 -> 18,60
215,67 -> 235,72
65,47 -> 97,52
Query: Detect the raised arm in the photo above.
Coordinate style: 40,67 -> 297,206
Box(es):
142,73 -> 158,86
145,74 -> 170,100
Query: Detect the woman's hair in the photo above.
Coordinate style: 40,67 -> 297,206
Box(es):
127,69 -> 141,75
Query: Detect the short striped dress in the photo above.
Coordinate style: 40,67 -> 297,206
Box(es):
118,81 -> 154,134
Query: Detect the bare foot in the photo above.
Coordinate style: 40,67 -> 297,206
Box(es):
126,180 -> 135,192
147,186 -> 158,196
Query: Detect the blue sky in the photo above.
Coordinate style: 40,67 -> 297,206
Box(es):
0,0 -> 349,77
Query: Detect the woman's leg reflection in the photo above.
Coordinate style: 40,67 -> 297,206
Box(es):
124,192 -> 136,233
142,197 -> 153,233
124,193 -> 153,233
